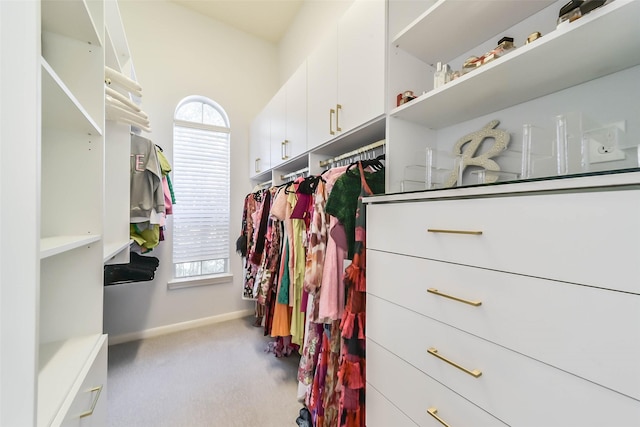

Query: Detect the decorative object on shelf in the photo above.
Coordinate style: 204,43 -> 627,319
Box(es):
526,31 -> 542,44
557,0 -> 584,26
462,56 -> 483,74
557,0 -> 608,27
397,90 -> 417,106
443,120 -> 511,187
433,62 -> 453,89
483,36 -> 516,64
580,0 -> 608,15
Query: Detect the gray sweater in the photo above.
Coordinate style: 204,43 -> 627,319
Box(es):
130,134 -> 165,222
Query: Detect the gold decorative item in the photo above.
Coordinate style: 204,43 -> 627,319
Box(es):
443,120 -> 511,187
526,31 -> 542,44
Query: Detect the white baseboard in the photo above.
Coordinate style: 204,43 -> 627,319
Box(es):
107,309 -> 254,345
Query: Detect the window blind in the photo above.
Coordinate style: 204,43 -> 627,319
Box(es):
172,124 -> 230,265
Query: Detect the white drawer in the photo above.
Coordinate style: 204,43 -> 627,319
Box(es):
366,383 -> 419,427
367,296 -> 640,427
367,249 -> 640,400
61,336 -> 107,427
367,339 -> 507,427
367,188 -> 640,294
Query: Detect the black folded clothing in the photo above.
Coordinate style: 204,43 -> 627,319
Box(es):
104,252 -> 159,286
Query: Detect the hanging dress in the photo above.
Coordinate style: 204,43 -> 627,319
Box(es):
337,161 -> 379,427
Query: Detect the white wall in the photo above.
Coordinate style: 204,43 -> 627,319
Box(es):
104,0 -> 279,340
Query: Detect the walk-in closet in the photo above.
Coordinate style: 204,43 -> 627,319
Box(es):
1,0 -> 639,426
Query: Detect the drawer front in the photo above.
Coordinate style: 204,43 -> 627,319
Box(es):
366,383 -> 419,427
367,250 -> 640,400
367,296 -> 640,427
367,189 -> 640,294
61,336 -> 107,427
367,339 -> 507,427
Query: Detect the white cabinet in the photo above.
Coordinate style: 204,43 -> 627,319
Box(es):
307,0 -> 386,150
249,107 -> 272,178
249,60 -> 313,182
307,27 -> 338,149
1,0 -> 119,425
336,0 -> 386,136
365,173 -> 640,426
248,0 -> 386,185
268,61 -> 308,168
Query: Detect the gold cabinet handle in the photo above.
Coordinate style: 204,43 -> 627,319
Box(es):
427,288 -> 482,307
336,104 -> 342,131
427,347 -> 482,378
427,228 -> 483,235
427,408 -> 451,427
255,157 -> 260,173
281,140 -> 289,160
79,385 -> 103,418
329,109 -> 336,135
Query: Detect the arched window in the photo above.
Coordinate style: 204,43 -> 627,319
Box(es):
172,96 -> 230,278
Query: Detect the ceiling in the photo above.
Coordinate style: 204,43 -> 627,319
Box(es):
172,0 -> 304,44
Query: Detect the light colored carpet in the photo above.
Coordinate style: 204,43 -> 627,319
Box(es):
107,316 -> 303,426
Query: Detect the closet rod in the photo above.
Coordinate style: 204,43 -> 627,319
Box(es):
255,179 -> 272,189
280,167 -> 309,181
319,139 -> 385,167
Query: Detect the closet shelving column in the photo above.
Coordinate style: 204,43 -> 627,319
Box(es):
104,0 -> 133,264
40,0 -> 108,426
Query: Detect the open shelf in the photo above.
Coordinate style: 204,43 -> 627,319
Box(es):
41,0 -> 102,46
390,0 -> 640,130
105,0 -> 132,70
392,0 -> 555,65
40,235 -> 101,259
41,58 -> 103,135
104,239 -> 131,263
37,334 -> 105,427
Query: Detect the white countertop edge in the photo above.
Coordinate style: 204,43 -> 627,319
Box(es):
365,170 -> 640,204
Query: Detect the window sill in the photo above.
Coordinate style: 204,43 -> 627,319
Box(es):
168,273 -> 233,290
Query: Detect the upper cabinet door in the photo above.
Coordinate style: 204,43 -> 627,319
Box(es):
337,0 -> 386,134
272,61 -> 308,166
284,60 -> 308,160
307,26 -> 338,150
268,86 -> 287,167
307,0 -> 386,150
249,108 -> 272,177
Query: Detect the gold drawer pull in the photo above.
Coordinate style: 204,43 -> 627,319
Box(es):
336,104 -> 342,131
79,385 -> 103,418
428,288 -> 482,307
427,347 -> 482,378
428,408 -> 451,427
428,228 -> 482,235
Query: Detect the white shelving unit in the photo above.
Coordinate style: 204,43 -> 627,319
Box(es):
0,0 -> 131,425
104,0 -> 133,265
390,0 -> 640,129
367,0 -> 640,422
39,0 -> 108,425
386,0 -> 640,193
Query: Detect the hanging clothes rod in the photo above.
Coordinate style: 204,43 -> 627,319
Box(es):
319,139 -> 386,167
280,166 -> 309,181
253,179 -> 272,191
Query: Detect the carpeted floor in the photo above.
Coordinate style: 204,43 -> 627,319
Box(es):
107,316 -> 303,426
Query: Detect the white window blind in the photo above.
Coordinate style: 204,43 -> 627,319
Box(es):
173,97 -> 230,278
